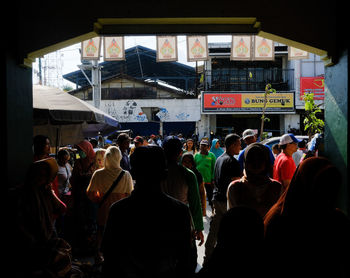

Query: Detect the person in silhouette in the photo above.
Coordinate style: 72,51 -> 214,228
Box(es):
197,207 -> 264,278
227,142 -> 282,218
101,146 -> 193,278
264,157 -> 350,278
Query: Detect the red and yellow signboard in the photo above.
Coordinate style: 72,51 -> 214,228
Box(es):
300,77 -> 325,100
202,91 -> 294,113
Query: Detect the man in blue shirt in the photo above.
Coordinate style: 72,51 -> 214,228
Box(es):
238,129 -> 275,176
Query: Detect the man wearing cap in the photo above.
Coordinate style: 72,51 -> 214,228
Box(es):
273,133 -> 300,191
129,136 -> 144,156
238,129 -> 275,175
194,139 -> 216,214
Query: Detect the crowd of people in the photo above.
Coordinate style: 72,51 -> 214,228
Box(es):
8,130 -> 350,277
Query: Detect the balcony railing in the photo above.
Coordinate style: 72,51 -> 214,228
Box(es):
203,68 -> 294,92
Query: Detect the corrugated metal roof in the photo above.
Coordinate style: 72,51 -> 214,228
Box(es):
63,45 -> 196,91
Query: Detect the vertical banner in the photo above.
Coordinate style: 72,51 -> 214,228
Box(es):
253,36 -> 274,60
187,35 -> 208,62
156,36 -> 178,62
103,36 -> 125,61
231,35 -> 252,60
81,37 -> 101,60
288,46 -> 309,60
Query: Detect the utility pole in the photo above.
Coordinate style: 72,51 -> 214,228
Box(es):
92,60 -> 101,109
78,61 -> 102,109
38,57 -> 43,85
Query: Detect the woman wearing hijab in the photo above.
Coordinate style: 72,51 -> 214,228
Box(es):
87,146 -> 134,264
210,138 -> 224,159
227,143 -> 282,218
12,158 -> 72,277
264,157 -> 350,278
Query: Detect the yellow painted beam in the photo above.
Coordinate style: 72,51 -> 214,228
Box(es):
97,17 -> 258,26
258,31 -> 329,59
26,32 -> 98,67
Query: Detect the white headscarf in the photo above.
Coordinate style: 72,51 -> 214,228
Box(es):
104,146 -> 122,170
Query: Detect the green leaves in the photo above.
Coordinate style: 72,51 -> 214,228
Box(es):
265,83 -> 277,95
303,93 -> 324,135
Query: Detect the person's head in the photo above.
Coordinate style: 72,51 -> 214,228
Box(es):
33,135 -> 51,157
95,148 -> 107,169
210,138 -> 220,149
224,133 -> 241,156
199,139 -> 210,154
244,143 -> 271,176
162,136 -> 183,162
279,133 -> 300,156
57,149 -> 70,166
26,158 -> 58,188
298,139 -> 306,149
76,140 -> 95,161
116,133 -> 131,151
272,144 -> 280,156
130,146 -> 167,186
185,138 -> 194,151
89,138 -> 98,148
242,129 -> 257,145
287,157 -> 340,214
104,146 -> 122,170
133,136 -> 144,148
181,152 -> 195,170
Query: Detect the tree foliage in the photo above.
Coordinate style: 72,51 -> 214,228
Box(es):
303,93 -> 324,137
260,84 -> 276,140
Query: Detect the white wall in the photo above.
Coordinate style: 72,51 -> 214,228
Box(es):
87,98 -> 201,123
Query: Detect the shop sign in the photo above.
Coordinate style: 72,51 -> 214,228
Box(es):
300,77 -> 325,100
202,91 -> 294,113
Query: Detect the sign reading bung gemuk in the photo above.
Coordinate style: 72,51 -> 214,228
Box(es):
202,91 -> 294,114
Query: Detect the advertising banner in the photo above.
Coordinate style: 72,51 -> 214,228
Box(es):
81,37 -> 101,60
288,46 -> 309,60
156,36 -> 178,62
202,91 -> 294,113
187,36 -> 208,62
231,35 -> 252,60
103,37 -> 125,61
253,36 -> 274,60
300,77 -> 325,100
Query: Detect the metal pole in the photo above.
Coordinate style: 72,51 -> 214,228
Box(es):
92,60 -> 101,109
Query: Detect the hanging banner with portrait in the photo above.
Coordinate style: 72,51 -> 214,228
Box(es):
156,36 -> 178,62
253,36 -> 274,60
103,36 -> 125,61
81,37 -> 101,60
187,35 -> 208,62
288,46 -> 309,60
230,35 -> 252,60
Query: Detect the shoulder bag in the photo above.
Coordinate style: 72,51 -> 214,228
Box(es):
99,170 -> 125,208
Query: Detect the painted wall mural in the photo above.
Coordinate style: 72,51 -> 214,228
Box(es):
99,99 -> 200,123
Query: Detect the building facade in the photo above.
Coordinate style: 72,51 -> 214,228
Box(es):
198,42 -> 325,139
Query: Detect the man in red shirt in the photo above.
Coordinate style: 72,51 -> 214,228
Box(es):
273,134 -> 300,191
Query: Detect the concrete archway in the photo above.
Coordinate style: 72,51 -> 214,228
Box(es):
6,2 -> 348,212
